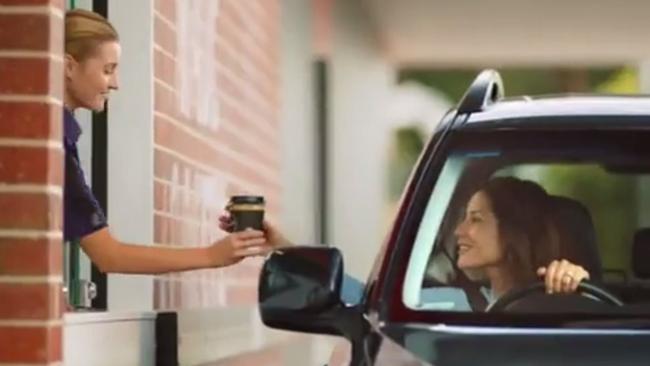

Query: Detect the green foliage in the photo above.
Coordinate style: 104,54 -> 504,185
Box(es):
388,125 -> 426,200
596,67 -> 640,94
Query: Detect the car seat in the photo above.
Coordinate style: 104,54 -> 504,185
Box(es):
550,196 -> 603,281
632,228 -> 650,279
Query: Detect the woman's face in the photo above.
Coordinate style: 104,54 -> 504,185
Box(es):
65,41 -> 120,112
454,191 -> 505,270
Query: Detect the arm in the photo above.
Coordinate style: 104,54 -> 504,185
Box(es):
80,227 -> 269,274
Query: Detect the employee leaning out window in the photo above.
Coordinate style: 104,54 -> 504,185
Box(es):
63,9 -> 274,274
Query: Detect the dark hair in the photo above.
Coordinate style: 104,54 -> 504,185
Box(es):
479,177 -> 561,285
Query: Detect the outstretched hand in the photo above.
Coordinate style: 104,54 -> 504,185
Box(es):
218,212 -> 292,249
207,229 -> 272,267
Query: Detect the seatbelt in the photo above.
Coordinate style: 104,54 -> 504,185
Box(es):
440,246 -> 488,311
455,271 -> 488,311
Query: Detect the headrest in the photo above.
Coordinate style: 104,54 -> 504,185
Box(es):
633,228 -> 650,279
550,196 -> 602,281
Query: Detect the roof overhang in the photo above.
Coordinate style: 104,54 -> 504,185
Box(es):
364,0 -> 650,68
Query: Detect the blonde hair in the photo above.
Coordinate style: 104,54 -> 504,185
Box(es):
65,9 -> 119,61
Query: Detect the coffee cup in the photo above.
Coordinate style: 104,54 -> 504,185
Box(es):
227,195 -> 265,232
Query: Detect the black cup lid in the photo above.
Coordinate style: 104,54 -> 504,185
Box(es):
230,195 -> 265,204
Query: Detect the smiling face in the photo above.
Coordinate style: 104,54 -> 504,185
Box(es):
64,40 -> 120,112
454,191 -> 505,270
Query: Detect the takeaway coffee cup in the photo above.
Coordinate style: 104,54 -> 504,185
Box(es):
227,195 -> 265,232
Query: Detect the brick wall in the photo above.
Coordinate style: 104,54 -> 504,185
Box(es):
0,0 -> 64,364
151,0 -> 281,311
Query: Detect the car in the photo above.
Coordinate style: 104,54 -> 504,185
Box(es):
257,70 -> 650,365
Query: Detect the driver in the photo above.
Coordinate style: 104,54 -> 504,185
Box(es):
454,177 -> 590,304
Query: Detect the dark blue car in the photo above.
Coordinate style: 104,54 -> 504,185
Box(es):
258,70 -> 650,365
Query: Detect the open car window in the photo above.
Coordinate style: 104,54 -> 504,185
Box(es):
402,129 -> 650,317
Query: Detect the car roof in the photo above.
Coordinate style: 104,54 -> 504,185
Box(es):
458,95 -> 650,130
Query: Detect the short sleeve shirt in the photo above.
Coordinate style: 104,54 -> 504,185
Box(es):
63,109 -> 108,242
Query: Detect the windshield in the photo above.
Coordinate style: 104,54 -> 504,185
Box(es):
401,129 -> 650,319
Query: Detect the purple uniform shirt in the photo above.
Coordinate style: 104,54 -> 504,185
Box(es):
63,109 -> 108,242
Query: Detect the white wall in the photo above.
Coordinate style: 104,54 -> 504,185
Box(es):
329,0 -> 396,279
64,312 -> 156,366
106,0 -> 155,311
280,0 -> 319,244
278,1 -> 342,365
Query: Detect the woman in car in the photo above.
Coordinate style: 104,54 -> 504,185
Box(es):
455,177 -> 590,302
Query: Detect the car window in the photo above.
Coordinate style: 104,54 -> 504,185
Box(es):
402,129 -> 650,316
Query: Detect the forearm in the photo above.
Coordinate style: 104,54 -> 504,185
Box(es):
102,243 -> 212,274
81,228 -> 213,274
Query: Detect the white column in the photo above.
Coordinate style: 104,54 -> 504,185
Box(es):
106,0 -> 155,311
280,0 -> 318,245
329,0 -> 396,279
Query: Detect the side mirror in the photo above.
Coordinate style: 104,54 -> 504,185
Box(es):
259,246 -> 351,336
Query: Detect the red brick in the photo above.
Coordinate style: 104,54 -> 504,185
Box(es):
154,15 -> 177,55
216,84 -> 276,138
154,148 -> 224,192
0,57 -> 49,95
0,325 -> 61,363
0,283 -> 60,320
0,238 -> 62,276
216,17 -> 248,69
154,47 -> 176,88
154,0 -> 176,24
0,193 -> 61,231
0,14 -> 51,51
0,102 -> 62,140
154,80 -> 178,118
214,123 -> 279,168
153,149 -> 171,180
215,68 -> 244,102
154,214 -> 194,247
153,214 -> 169,244
154,148 -> 192,181
154,179 -> 167,212
154,117 -> 279,189
215,41 -> 246,86
0,146 -> 63,185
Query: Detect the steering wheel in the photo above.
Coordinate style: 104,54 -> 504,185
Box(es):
486,281 -> 623,312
